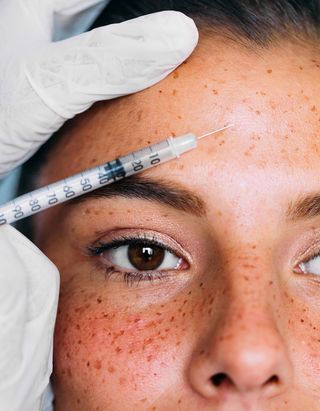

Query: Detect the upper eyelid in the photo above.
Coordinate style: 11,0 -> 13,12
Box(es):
89,235 -> 181,257
293,242 -> 320,268
88,229 -> 193,264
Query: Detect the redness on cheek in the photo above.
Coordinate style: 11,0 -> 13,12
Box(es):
53,282 -> 217,405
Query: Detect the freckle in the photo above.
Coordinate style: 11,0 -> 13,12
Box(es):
172,89 -> 177,96
173,71 -> 179,79
199,350 -> 205,355
208,308 -> 212,315
108,211 -> 113,215
86,361 -> 90,367
255,110 -> 261,115
137,110 -> 143,121
300,319 -> 304,323
156,312 -> 162,316
178,399 -> 182,404
78,340 -> 82,345
269,281 -> 273,286
76,324 -> 80,330
204,84 -> 208,88
108,365 -> 115,373
67,367 -> 72,377
158,90 -> 162,93
311,105 -> 317,112
267,69 -> 272,74
94,360 -> 102,370
177,115 -> 182,119
141,398 -> 147,403
147,355 -> 153,362
199,282 -> 204,288
212,89 -> 219,95
147,140 -> 151,144
178,164 -> 184,170
171,131 -> 176,137
85,208 -> 91,215
299,66 -> 303,70
170,316 -> 175,322
89,158 -> 97,165
188,291 -> 192,295
127,209 -> 131,213
97,297 -> 102,304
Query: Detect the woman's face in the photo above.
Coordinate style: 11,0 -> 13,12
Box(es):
34,37 -> 320,410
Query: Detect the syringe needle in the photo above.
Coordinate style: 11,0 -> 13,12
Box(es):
198,124 -> 234,140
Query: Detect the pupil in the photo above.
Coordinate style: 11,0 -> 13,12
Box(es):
128,243 -> 165,270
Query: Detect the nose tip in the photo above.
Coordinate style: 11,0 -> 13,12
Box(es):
210,349 -> 284,394
188,335 -> 292,400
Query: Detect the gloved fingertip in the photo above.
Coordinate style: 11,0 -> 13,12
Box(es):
155,11 -> 199,57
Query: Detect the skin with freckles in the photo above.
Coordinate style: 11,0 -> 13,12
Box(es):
32,35 -> 320,410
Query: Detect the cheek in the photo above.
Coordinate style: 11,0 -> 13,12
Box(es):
53,284 -> 212,406
279,288 -> 320,388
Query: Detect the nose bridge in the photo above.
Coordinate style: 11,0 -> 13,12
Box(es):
216,247 -> 284,367
220,246 -> 270,313
187,247 -> 292,400
216,287 -> 282,362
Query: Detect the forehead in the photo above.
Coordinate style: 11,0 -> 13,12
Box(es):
41,37 -> 320,184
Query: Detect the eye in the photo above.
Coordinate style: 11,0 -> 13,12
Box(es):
106,242 -> 182,271
298,252 -> 320,275
91,237 -> 188,272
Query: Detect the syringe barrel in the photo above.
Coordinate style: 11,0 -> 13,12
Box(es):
0,134 -> 197,225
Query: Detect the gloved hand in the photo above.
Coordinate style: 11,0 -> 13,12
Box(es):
0,0 -> 198,178
0,1 -> 199,410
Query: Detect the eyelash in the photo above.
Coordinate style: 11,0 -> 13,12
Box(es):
88,234 -> 183,286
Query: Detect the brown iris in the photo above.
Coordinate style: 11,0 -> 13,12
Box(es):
127,243 -> 165,270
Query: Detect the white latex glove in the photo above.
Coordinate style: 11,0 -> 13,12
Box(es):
0,1 -> 198,410
0,0 -> 198,178
0,224 -> 59,411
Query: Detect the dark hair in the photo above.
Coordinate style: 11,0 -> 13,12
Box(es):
93,0 -> 320,45
17,0 -> 320,236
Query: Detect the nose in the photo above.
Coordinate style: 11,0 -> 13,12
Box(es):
188,305 -> 292,401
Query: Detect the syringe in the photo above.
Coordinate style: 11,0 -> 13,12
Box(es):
0,124 -> 233,225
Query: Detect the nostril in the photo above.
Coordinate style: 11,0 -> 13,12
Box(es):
265,375 -> 279,385
211,372 -> 230,387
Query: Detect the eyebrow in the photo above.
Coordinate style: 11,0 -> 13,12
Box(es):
68,175 -> 206,217
286,193 -> 320,221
